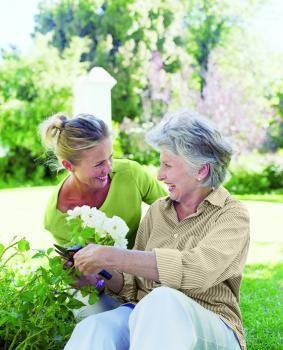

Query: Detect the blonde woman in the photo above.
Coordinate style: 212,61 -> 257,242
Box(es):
39,113 -> 166,317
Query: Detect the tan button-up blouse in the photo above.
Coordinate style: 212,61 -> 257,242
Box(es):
117,186 -> 250,350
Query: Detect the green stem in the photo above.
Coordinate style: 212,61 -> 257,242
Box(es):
13,327 -> 50,350
0,239 -> 22,260
7,328 -> 23,350
0,252 -> 19,270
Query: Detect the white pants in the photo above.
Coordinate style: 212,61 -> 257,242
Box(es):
64,287 -> 241,350
73,291 -> 121,320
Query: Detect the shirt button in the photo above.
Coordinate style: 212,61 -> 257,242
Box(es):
173,233 -> 178,238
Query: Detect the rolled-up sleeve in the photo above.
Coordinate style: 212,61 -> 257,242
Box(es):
154,248 -> 182,289
154,205 -> 249,293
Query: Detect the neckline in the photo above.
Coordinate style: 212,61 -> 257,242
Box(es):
55,174 -> 114,215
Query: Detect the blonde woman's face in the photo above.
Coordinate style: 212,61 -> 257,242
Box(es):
72,137 -> 113,189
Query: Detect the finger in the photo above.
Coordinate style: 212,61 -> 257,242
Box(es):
64,260 -> 74,269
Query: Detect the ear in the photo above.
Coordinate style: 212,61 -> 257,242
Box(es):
197,164 -> 210,181
61,159 -> 74,172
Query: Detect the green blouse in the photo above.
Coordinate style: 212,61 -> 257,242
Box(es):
44,159 -> 167,249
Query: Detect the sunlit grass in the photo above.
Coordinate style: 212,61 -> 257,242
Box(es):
241,263 -> 283,349
235,193 -> 283,203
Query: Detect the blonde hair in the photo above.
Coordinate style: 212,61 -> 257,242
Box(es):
39,113 -> 110,166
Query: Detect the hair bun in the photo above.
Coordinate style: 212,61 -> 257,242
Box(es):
53,114 -> 68,129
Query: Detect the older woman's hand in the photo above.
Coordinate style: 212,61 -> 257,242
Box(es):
73,244 -> 111,275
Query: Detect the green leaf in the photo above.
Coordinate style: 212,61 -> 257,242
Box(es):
47,247 -> 54,255
77,236 -> 86,246
0,243 -> 4,256
17,239 -> 30,252
66,299 -> 86,309
88,292 -> 99,305
32,250 -> 45,259
21,291 -> 34,302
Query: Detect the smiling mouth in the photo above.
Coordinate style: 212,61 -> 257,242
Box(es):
96,176 -> 108,181
165,184 -> 175,192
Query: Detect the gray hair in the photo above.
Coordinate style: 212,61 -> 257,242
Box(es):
39,113 -> 110,167
146,109 -> 233,188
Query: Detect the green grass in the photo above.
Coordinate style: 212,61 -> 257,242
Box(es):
235,193 -> 283,203
241,263 -> 283,350
0,187 -> 282,348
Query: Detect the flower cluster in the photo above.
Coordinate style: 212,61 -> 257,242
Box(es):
66,205 -> 129,249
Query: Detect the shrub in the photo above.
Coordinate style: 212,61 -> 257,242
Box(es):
0,238 -> 93,349
0,35 -> 88,188
117,118 -> 160,166
225,153 -> 283,194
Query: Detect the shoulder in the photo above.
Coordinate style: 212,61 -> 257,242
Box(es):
45,176 -> 68,211
112,159 -> 148,178
113,158 -> 143,171
147,196 -> 170,215
215,187 -> 250,224
224,191 -> 249,217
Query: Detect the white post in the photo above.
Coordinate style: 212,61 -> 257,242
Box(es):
73,67 -> 117,128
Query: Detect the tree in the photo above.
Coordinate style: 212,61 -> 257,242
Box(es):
34,0 -> 188,122
0,34 -> 88,185
183,0 -> 267,97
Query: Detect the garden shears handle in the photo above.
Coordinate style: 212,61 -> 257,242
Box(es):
54,244 -> 112,280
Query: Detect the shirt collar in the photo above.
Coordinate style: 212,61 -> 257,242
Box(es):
203,186 -> 229,208
163,185 -> 229,211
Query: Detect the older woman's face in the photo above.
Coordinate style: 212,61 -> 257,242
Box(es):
72,137 -> 113,190
158,149 -> 199,203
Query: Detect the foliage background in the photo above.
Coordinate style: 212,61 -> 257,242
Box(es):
0,0 -> 282,191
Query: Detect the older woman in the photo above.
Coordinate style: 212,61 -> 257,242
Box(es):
64,110 -> 249,350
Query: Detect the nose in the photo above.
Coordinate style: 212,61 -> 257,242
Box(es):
157,167 -> 166,181
102,160 -> 112,175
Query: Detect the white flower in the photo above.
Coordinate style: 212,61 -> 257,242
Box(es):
66,206 -> 84,221
66,205 -> 128,247
114,237 -> 128,249
90,208 -> 107,236
76,206 -> 94,227
103,216 -> 129,241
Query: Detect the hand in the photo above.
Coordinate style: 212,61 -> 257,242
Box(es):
74,244 -> 111,275
74,274 -> 105,292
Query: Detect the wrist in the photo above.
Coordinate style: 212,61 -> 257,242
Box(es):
101,246 -> 123,271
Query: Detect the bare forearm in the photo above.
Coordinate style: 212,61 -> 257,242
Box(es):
74,245 -> 160,294
104,248 -> 159,282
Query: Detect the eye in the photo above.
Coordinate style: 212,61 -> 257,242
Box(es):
94,162 -> 103,168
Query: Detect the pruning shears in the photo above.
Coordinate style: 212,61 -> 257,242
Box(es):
54,243 -> 112,280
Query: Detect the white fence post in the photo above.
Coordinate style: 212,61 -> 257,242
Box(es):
73,67 -> 117,128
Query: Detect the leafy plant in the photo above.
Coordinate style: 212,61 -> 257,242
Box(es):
0,237 -> 96,349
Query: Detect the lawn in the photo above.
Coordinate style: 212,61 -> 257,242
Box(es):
241,263 -> 283,350
0,187 -> 282,349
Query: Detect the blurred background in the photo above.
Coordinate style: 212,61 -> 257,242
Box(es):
0,0 -> 282,193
